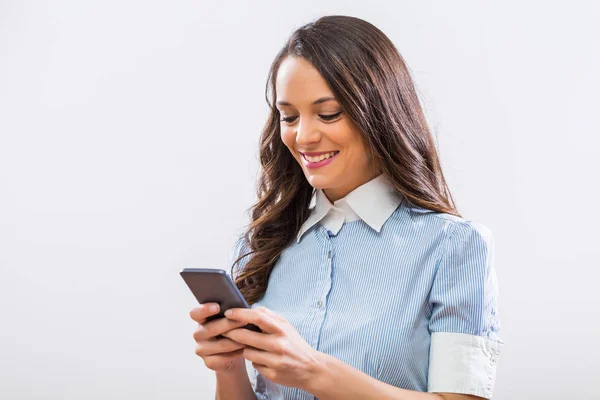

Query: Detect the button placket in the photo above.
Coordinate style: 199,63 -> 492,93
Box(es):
319,238 -> 332,310
316,247 -> 328,310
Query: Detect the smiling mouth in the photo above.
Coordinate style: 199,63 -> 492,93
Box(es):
301,151 -> 340,163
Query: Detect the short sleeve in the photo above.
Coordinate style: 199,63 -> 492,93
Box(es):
427,220 -> 503,399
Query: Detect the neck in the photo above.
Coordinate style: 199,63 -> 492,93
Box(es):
323,171 -> 381,203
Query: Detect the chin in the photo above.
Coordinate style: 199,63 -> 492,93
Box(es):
304,172 -> 336,189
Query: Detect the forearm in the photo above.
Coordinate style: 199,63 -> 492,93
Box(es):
214,364 -> 256,400
307,352 -> 477,400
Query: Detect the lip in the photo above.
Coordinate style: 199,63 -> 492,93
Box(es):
300,151 -> 339,157
301,151 -> 340,169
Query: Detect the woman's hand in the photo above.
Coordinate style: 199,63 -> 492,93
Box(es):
221,306 -> 322,392
189,303 -> 251,375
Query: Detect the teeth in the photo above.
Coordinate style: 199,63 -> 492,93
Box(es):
305,151 -> 337,163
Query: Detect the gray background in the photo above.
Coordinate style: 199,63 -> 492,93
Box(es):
1,1 -> 598,399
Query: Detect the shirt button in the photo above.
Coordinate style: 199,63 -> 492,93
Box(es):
317,300 -> 323,308
327,250 -> 332,259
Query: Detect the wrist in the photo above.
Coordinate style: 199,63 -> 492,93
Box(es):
215,358 -> 255,400
305,351 -> 335,397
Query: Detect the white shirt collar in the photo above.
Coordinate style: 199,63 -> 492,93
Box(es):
296,174 -> 403,243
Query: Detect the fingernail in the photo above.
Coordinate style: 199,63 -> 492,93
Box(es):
209,304 -> 219,313
224,309 -> 232,317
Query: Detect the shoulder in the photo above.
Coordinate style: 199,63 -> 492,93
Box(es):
437,215 -> 493,249
401,200 -> 493,245
429,215 -> 495,280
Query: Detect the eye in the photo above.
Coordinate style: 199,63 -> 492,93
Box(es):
319,111 -> 343,121
280,116 -> 298,123
279,111 -> 343,124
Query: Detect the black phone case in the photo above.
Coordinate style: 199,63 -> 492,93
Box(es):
180,268 -> 262,333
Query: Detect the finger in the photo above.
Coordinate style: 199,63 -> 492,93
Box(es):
194,318 -> 247,341
225,308 -> 282,334
243,346 -> 273,368
195,336 -> 245,357
221,328 -> 279,353
189,303 -> 220,323
256,306 -> 287,323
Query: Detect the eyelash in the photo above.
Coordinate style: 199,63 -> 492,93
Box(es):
280,111 -> 343,124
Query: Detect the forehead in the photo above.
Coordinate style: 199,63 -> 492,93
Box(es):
275,57 -> 334,105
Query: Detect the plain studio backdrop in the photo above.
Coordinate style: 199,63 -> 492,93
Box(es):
1,1 -> 598,399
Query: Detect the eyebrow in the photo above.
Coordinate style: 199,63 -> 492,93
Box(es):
276,96 -> 338,107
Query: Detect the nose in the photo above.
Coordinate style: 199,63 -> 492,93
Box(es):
295,116 -> 321,146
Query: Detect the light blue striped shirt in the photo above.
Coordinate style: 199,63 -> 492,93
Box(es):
229,174 -> 503,399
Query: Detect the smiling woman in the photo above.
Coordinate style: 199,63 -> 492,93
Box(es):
275,56 -> 379,201
190,14 -> 502,400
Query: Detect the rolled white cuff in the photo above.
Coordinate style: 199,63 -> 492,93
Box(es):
427,332 -> 503,399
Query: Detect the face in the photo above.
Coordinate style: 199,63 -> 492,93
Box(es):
276,56 -> 380,203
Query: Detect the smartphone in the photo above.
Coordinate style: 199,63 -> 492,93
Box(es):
180,268 -> 262,333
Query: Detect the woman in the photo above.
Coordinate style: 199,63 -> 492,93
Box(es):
189,15 -> 502,400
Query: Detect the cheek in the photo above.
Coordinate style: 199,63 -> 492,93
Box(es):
281,128 -> 302,164
358,143 -> 373,167
327,120 -> 357,147
328,126 -> 360,157
281,128 -> 295,150
337,130 -> 371,166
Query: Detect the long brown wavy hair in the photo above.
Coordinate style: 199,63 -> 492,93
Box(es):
231,15 -> 461,306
